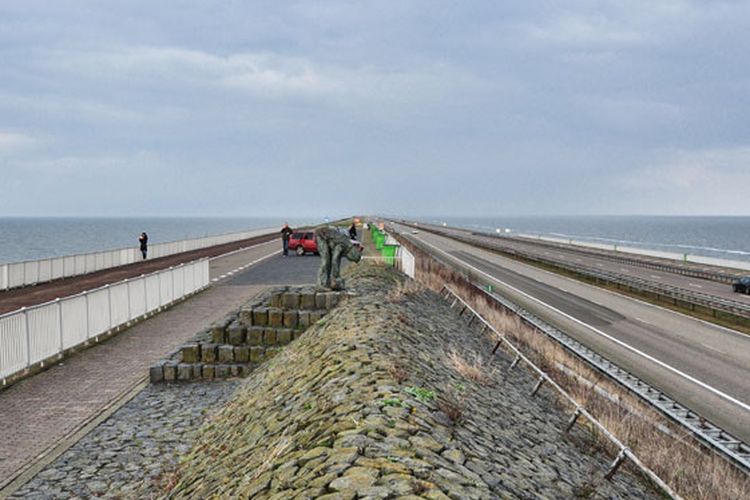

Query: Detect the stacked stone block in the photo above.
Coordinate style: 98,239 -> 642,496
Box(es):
150,287 -> 346,383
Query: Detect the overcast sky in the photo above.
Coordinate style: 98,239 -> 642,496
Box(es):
1,1 -> 749,217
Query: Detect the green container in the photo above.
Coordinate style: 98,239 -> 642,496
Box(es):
381,244 -> 399,266
374,233 -> 385,250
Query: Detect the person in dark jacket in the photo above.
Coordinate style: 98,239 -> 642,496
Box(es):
348,221 -> 357,240
280,223 -> 294,256
138,232 -> 148,259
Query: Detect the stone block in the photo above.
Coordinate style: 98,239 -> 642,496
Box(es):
202,344 -> 217,363
253,307 -> 268,326
231,365 -> 240,377
277,329 -> 293,345
163,362 -> 177,382
181,344 -> 200,363
149,365 -> 164,383
203,365 -> 215,380
177,363 -> 193,381
192,364 -> 203,379
240,365 -> 253,377
294,330 -> 305,340
240,307 -> 254,325
246,326 -> 264,345
310,311 -> 324,324
298,311 -> 311,328
326,292 -> 340,309
227,324 -> 246,345
218,345 -> 234,363
211,324 -> 225,343
281,292 -> 300,309
270,292 -> 284,308
263,328 -> 277,345
250,346 -> 264,362
235,346 -> 250,363
315,292 -> 327,310
283,310 -> 298,328
299,292 -> 316,309
267,308 -> 283,327
215,365 -> 231,378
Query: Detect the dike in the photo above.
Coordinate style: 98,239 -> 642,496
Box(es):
165,263 -> 656,499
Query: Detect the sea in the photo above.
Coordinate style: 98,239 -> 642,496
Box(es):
2,215 -> 750,266
414,215 -> 750,263
0,217 -> 322,264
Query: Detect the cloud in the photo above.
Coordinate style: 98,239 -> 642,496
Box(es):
0,131 -> 38,154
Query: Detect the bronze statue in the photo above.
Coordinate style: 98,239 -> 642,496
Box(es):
316,226 -> 362,290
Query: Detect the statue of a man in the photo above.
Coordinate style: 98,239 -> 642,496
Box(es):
316,226 -> 362,290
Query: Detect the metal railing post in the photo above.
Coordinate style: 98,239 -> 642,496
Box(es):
56,298 -> 63,351
22,307 -> 30,368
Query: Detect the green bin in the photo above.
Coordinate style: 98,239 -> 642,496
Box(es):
381,244 -> 399,266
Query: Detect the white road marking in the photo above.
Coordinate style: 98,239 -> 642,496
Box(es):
689,283 -> 703,289
414,234 -> 750,413
651,275 -> 659,279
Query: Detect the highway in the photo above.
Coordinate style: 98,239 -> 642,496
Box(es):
396,225 -> 750,443
424,224 -> 750,307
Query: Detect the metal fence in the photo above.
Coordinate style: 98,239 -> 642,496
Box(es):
0,258 -> 209,382
0,227 -> 274,291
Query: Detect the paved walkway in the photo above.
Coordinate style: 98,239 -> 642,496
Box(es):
0,245 -> 320,491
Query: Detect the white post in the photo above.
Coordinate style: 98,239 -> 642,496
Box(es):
142,275 -> 148,315
106,284 -> 113,329
84,293 -> 90,339
56,298 -> 63,351
125,279 -> 131,321
170,266 -> 175,304
22,307 -> 30,367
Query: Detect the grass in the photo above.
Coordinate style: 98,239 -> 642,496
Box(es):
401,239 -> 750,500
447,349 -> 490,384
404,386 -> 436,403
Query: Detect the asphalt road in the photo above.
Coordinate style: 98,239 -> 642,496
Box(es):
432,225 -> 750,306
402,227 -> 750,442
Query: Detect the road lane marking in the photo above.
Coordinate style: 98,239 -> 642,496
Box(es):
414,234 -> 750,413
689,283 -> 703,289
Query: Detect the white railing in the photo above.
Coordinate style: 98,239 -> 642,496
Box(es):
399,246 -> 416,278
519,234 -> 750,272
0,226 -> 275,291
0,258 -> 210,382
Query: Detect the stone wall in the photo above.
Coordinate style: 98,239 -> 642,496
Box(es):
164,263 -> 657,498
149,287 -> 345,383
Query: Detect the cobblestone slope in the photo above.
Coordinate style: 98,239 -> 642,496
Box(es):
167,263 -> 656,498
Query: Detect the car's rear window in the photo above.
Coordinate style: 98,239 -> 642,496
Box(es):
291,232 -> 303,239
304,232 -> 314,239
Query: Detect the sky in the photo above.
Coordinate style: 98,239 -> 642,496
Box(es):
1,1 -> 749,217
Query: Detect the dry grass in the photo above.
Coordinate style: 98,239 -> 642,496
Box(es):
387,361 -> 410,383
437,388 -> 466,425
399,238 -> 750,500
447,349 -> 490,384
386,278 -> 423,302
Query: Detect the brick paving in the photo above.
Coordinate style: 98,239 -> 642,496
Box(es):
0,246 -> 320,489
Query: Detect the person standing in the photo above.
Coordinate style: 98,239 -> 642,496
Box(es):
280,223 -> 294,256
138,232 -> 148,259
348,221 -> 357,240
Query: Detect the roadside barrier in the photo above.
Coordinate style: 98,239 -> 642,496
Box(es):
441,285 -> 681,498
0,227 -> 274,291
0,258 -> 209,384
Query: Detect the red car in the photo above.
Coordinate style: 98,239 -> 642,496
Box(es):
288,231 -> 318,255
289,230 -> 364,256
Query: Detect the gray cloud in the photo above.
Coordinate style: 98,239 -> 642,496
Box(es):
1,1 -> 749,216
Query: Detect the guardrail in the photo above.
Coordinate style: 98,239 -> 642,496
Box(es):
441,285 -> 680,497
0,226 -> 274,292
479,232 -> 743,285
0,258 -> 210,383
518,233 -> 750,273
404,223 -> 750,320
